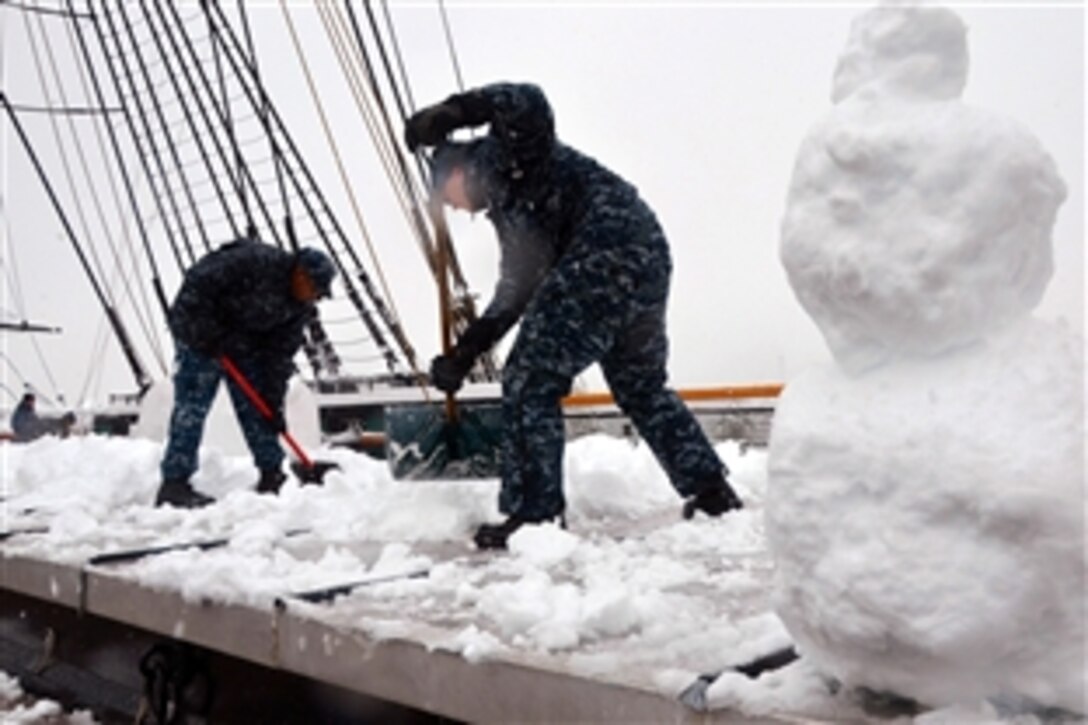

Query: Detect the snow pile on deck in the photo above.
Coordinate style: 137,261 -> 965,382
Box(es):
774,1 -> 1083,714
0,671 -> 97,724
5,433 -> 833,716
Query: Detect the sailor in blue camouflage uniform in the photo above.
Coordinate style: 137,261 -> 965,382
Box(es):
406,82 -> 743,548
155,239 -> 336,509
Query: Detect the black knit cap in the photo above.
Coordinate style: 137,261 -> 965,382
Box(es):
295,247 -> 336,299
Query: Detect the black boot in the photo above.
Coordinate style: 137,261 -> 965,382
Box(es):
682,475 -> 744,519
155,479 -> 215,509
474,517 -> 525,550
256,468 -> 287,495
473,515 -> 565,550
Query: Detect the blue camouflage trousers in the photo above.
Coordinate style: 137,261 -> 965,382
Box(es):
499,223 -> 727,522
160,345 -> 285,481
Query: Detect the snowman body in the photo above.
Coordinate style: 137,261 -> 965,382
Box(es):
770,4 -> 1082,711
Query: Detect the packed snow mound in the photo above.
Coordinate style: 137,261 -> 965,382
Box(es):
832,4 -> 968,103
767,318 -> 1085,711
782,4 -> 1066,374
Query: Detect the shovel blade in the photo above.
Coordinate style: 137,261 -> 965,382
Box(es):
290,459 -> 340,485
384,401 -> 503,480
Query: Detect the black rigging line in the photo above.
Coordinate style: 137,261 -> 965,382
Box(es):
151,0 -> 283,248
0,321 -> 62,333
0,244 -> 64,400
30,8 -> 165,365
372,0 -> 497,382
210,3 -> 250,237
71,0 -> 187,283
97,2 -> 201,264
375,0 -> 416,116
3,103 -> 121,115
0,0 -> 89,19
200,0 -> 405,373
139,0 -> 244,244
22,8 -> 113,294
113,2 -> 212,255
63,18 -> 170,373
364,1 -> 411,125
2,91 -> 151,393
436,0 -> 465,94
355,2 -> 477,293
344,2 -> 431,246
238,0 -> 292,244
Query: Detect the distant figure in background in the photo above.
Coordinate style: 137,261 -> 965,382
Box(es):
10,393 -> 78,442
57,411 -> 77,438
154,238 -> 337,509
405,82 -> 744,549
11,393 -> 45,442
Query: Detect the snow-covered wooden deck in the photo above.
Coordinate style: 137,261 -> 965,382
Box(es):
2,529 -> 785,723
2,434 -> 848,722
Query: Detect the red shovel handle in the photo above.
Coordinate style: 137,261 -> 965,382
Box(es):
219,355 -> 314,469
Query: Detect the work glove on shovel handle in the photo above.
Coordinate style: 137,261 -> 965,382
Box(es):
429,352 -> 473,394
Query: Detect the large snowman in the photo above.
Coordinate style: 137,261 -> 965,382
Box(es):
770,2 -> 1083,713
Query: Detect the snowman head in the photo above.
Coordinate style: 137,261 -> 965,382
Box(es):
832,3 -> 968,104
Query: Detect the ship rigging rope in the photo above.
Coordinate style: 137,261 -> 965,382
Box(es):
279,2 -> 412,345
237,0 -> 293,233
0,380 -> 23,404
437,0 -> 465,94
321,2 -> 473,394
91,3 -> 197,272
0,0 -> 88,19
23,9 -> 166,382
0,350 -> 49,403
282,1 -> 423,383
123,0 -> 218,260
138,1 -> 254,250
27,9 -> 168,372
143,1 -> 259,247
309,2 -> 405,293
374,0 -> 416,118
64,17 -> 169,371
79,305 -> 112,405
317,3 -> 432,286
360,0 -> 499,383
22,10 -> 113,301
337,4 -> 438,266
0,245 -> 63,401
2,103 -> 121,115
341,1 -> 476,307
357,1 -> 476,296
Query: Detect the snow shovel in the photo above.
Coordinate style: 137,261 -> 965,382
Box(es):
219,355 -> 339,484
384,196 -> 503,480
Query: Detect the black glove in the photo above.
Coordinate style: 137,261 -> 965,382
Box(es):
429,352 -> 474,394
405,101 -> 465,152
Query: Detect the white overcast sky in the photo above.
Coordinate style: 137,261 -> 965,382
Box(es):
1,1 -> 1083,409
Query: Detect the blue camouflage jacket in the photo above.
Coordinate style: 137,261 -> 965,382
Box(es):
169,239 -> 314,365
441,83 -> 662,347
